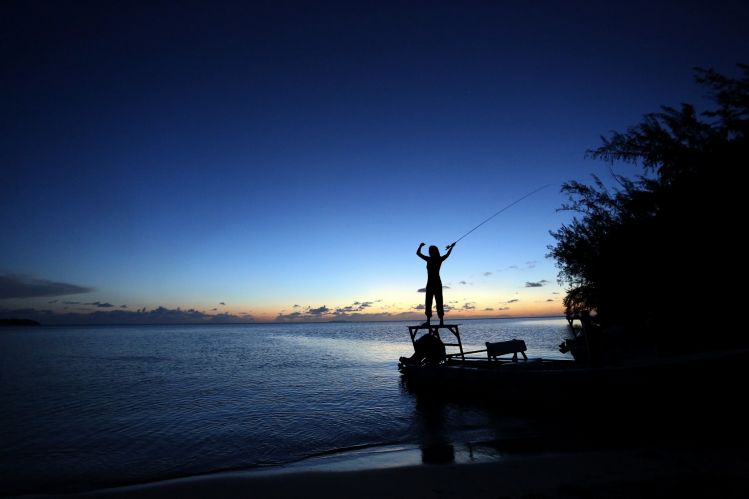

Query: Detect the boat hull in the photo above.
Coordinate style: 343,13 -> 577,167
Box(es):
399,350 -> 749,408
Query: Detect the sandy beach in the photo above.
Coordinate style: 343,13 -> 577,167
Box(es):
66,444 -> 748,499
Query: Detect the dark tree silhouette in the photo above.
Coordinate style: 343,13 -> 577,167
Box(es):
549,65 -> 748,353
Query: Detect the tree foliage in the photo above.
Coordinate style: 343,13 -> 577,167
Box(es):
549,65 -> 748,350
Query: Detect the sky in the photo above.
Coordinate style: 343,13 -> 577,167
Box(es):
2,1 -> 748,324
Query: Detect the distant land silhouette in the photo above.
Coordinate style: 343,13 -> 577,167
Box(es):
0,318 -> 40,326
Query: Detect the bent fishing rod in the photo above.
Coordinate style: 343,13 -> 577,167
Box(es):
445,184 -> 552,250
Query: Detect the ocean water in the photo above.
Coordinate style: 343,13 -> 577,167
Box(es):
0,318 -> 570,495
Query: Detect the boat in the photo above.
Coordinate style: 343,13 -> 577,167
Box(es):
557,311 -> 592,363
397,323 -> 749,407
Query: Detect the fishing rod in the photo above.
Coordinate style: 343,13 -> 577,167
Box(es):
446,184 -> 552,250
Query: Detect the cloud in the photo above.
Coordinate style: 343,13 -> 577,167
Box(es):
459,281 -> 467,285
279,300 -> 380,321
484,307 -> 494,311
85,301 -> 113,308
63,301 -> 113,308
276,311 -> 303,320
483,272 -> 492,277
275,308 -> 417,323
526,261 -> 537,269
292,304 -> 300,308
0,274 -> 92,299
414,304 -> 425,310
552,291 -> 560,295
417,286 -> 450,293
219,302 -> 226,306
525,280 -> 549,288
546,299 -> 554,302
505,299 -> 519,304
334,301 -> 375,314
307,305 -> 330,316
497,306 -> 510,311
121,305 -> 128,308
462,302 -> 476,310
509,265 -> 518,270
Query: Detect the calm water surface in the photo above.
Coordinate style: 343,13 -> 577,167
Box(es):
0,318 -> 570,495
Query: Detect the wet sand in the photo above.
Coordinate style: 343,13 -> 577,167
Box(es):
76,445 -> 748,499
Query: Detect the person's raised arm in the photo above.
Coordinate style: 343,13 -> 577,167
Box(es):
441,242 -> 456,261
416,242 -> 428,261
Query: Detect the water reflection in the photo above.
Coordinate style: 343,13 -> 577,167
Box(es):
421,443 -> 455,464
410,395 -> 507,465
414,397 -> 454,464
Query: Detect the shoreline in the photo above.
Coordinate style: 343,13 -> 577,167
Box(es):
38,444 -> 748,499
7,440 -> 502,498
17,438 -> 749,498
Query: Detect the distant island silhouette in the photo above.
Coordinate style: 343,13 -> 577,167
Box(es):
0,318 -> 41,327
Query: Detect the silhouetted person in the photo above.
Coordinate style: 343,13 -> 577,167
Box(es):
399,331 -> 446,366
416,242 -> 455,326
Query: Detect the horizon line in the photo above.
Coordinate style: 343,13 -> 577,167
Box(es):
16,314 -> 567,327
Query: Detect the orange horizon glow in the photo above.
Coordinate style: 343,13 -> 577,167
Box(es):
218,300 -> 564,323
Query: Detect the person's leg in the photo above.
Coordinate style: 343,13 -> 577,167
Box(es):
424,288 -> 433,326
436,289 -> 444,325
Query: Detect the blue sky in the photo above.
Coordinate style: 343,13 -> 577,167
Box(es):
2,1 -> 748,323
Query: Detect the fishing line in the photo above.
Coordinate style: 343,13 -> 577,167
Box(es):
447,184 -> 552,249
